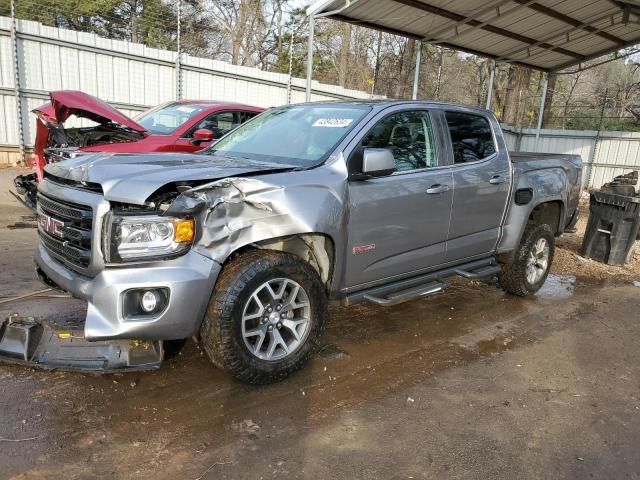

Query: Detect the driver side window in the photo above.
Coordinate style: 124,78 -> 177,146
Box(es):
189,111 -> 240,138
361,111 -> 437,172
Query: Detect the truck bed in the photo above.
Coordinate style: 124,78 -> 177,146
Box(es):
509,151 -> 582,177
509,151 -> 582,166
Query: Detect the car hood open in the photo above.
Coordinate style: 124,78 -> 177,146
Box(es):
45,152 -> 295,204
33,90 -> 147,133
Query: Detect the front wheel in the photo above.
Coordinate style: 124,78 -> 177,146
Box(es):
499,223 -> 555,296
200,250 -> 328,384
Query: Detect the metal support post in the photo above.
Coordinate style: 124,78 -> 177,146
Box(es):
175,0 -> 182,100
412,41 -> 422,100
305,15 -> 315,102
534,72 -> 548,151
286,29 -> 294,104
485,60 -> 495,110
10,0 -> 25,164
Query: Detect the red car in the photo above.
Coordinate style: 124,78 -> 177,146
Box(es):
14,90 -> 263,207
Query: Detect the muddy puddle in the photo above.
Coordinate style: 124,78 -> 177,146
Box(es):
535,274 -> 576,301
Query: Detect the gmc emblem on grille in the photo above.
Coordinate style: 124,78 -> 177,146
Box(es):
38,213 -> 64,238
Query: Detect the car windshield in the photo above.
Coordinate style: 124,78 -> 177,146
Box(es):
204,104 -> 371,167
136,103 -> 207,134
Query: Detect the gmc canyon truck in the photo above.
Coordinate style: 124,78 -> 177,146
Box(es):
11,101 -> 582,383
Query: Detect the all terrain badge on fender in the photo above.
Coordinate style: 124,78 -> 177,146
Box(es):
353,244 -> 375,255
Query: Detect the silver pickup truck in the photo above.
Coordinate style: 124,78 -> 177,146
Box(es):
26,100 -> 581,383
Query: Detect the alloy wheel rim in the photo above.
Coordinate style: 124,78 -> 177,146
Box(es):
241,278 -> 311,361
526,238 -> 550,285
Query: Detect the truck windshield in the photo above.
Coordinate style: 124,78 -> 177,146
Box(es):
205,105 -> 370,167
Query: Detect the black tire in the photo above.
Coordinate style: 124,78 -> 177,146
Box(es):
498,223 -> 555,296
200,250 -> 328,384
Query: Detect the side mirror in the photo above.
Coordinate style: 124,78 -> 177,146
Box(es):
192,128 -> 215,144
361,148 -> 396,178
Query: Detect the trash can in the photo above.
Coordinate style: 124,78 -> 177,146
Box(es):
581,191 -> 640,265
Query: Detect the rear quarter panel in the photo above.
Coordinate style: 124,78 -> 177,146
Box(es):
498,154 -> 582,255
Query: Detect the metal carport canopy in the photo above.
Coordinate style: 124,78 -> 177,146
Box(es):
306,0 -> 640,73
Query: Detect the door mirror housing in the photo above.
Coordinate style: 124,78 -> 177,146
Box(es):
192,128 -> 215,144
360,148 -> 396,178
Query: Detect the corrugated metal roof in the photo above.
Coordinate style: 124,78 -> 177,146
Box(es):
307,0 -> 640,71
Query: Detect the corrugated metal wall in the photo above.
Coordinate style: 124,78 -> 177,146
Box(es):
0,16 -> 374,164
501,126 -> 640,190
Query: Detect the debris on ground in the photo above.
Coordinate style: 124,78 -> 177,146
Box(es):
318,343 -> 351,360
231,419 -> 261,434
0,435 -> 42,442
0,288 -> 53,305
7,221 -> 37,230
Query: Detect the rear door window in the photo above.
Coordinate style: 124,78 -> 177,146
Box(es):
444,112 -> 496,164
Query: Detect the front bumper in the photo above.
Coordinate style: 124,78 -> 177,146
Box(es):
35,245 -> 221,341
0,314 -> 165,372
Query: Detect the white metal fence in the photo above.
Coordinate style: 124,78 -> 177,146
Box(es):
502,125 -> 640,190
0,16 -> 374,165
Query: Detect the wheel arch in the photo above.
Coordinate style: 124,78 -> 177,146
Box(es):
497,198 -> 565,263
224,233 -> 336,287
526,200 -> 565,235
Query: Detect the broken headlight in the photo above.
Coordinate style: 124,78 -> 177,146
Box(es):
104,214 -> 195,263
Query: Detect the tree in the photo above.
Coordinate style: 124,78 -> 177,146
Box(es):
541,73 -> 557,128
502,65 -> 532,125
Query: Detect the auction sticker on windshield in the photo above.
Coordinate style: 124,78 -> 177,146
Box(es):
313,118 -> 354,128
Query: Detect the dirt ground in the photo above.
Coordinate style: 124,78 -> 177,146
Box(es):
0,167 -> 639,480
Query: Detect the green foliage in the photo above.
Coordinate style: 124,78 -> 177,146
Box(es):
8,0 -> 178,48
269,9 -> 339,80
17,0 -> 128,37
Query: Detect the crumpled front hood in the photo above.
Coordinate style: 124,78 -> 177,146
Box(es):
45,152 -> 295,204
44,91 -> 147,133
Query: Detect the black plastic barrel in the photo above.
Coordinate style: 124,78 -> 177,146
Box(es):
581,191 -> 640,265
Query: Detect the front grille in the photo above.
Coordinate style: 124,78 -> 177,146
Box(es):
37,193 -> 93,269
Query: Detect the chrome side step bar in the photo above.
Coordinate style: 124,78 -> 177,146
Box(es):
454,264 -> 502,280
364,282 -> 445,306
345,257 -> 501,307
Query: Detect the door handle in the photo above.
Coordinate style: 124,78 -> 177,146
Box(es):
426,184 -> 450,194
489,175 -> 507,184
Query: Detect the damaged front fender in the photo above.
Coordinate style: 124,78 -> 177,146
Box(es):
165,170 -> 347,276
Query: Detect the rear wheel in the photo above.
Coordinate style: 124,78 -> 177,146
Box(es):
200,250 -> 328,384
499,223 -> 555,296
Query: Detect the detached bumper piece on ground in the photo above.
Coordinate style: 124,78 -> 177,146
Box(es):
12,173 -> 37,211
582,171 -> 640,266
0,314 -> 163,372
